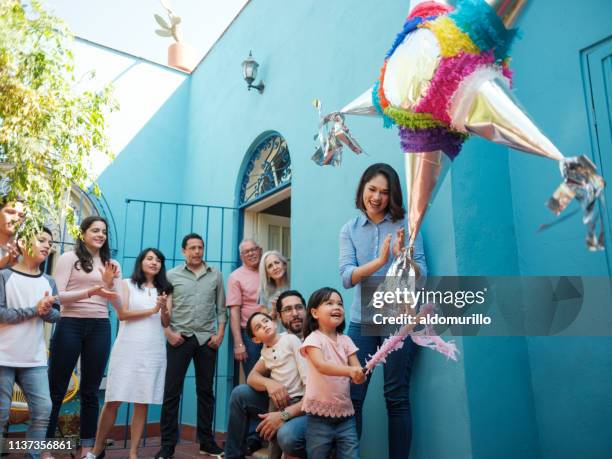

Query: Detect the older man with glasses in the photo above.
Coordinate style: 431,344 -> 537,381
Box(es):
227,239 -> 263,378
225,290 -> 308,459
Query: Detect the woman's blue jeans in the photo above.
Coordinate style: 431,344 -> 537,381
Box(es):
348,321 -> 418,459
46,317 -> 111,446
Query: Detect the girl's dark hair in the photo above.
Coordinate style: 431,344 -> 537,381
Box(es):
355,163 -> 405,222
74,216 -> 111,273
130,248 -> 174,294
303,287 -> 345,339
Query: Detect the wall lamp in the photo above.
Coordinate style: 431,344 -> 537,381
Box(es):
241,51 -> 265,94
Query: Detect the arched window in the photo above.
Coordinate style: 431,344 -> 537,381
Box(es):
238,132 -> 292,263
239,132 -> 291,207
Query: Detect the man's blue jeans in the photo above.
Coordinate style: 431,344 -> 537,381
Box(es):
0,366 -> 52,459
348,321 -> 418,459
241,328 -> 263,378
225,384 -> 306,459
236,328 -> 263,447
306,414 -> 359,459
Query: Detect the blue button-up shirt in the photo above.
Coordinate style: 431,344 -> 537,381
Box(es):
339,213 -> 427,323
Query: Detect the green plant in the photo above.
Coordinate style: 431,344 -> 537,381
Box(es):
0,0 -> 116,242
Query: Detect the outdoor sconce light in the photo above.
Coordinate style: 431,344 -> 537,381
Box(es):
241,51 -> 265,94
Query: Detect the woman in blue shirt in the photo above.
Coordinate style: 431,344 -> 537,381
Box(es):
339,163 -> 427,459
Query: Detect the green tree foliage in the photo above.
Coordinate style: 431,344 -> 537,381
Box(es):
0,0 -> 116,242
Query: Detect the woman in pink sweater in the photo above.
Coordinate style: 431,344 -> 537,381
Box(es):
46,216 -> 121,457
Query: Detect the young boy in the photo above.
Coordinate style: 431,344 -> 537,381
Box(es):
244,312 -> 307,459
0,227 -> 61,459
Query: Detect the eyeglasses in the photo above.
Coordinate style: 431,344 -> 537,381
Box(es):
280,304 -> 305,314
240,247 -> 261,255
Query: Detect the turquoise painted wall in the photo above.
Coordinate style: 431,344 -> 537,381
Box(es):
507,1 -> 612,457
90,0 -> 612,457
96,76 -> 191,427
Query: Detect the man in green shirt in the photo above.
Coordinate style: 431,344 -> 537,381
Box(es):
156,233 -> 226,459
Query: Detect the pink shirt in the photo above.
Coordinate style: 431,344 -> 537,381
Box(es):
300,330 -> 359,417
226,265 -> 260,328
54,251 -> 122,319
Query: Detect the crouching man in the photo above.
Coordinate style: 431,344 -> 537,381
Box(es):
225,290 -> 308,459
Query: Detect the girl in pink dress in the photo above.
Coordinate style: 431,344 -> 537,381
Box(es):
300,287 -> 366,459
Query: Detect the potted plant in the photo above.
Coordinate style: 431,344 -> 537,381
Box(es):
154,0 -> 196,72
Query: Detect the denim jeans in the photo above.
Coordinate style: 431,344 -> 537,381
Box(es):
348,321 -> 418,459
225,385 -> 307,459
306,414 -> 359,459
0,366 -> 52,459
237,328 -> 263,446
241,328 -> 263,378
160,335 -> 217,448
47,317 -> 111,446
277,413 -> 307,458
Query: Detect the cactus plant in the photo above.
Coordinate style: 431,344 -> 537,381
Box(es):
154,0 -> 182,42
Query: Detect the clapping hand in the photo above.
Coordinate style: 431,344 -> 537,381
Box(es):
154,292 -> 167,313
36,291 -> 56,316
0,241 -> 19,269
99,261 -> 119,288
378,234 -> 392,265
88,285 -> 119,301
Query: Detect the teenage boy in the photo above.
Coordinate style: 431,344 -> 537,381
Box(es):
225,290 -> 308,459
0,227 -> 60,459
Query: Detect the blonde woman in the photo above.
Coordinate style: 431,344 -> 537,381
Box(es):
257,251 -> 289,319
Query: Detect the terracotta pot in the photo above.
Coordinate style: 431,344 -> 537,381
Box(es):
168,42 -> 196,73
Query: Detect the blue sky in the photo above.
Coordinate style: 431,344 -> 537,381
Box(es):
46,0 -> 249,67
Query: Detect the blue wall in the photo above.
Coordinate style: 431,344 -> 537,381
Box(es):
96,75 -> 191,428
507,2 -> 612,457
94,0 -> 612,457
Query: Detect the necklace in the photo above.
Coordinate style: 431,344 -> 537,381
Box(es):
143,284 -> 154,297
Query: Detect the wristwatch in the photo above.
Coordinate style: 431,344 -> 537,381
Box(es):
280,409 -> 291,422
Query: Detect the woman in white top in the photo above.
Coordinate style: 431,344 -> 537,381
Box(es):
88,248 -> 172,459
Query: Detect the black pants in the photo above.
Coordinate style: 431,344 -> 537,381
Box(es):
46,317 -> 111,445
160,335 -> 217,448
